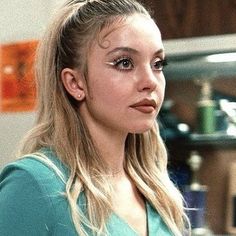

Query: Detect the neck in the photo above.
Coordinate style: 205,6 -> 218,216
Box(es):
83,120 -> 127,175
95,131 -> 127,175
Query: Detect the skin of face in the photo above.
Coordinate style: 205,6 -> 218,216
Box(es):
79,14 -> 166,136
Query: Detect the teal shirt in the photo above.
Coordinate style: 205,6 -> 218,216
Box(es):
0,150 -> 173,236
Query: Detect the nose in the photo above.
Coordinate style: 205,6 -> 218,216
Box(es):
137,66 -> 164,92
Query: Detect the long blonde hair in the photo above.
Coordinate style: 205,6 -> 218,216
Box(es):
18,0 -> 189,235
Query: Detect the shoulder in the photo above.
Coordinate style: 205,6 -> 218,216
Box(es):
0,152 -> 72,235
0,152 -> 67,193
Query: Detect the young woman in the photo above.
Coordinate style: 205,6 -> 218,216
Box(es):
0,0 -> 189,235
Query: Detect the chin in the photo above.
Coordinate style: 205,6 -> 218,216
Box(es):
128,123 -> 154,134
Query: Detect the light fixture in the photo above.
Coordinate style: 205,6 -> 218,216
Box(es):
206,52 -> 236,63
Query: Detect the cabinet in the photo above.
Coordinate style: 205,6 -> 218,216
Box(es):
142,0 -> 236,39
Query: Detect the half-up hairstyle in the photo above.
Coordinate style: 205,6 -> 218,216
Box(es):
18,0 -> 189,235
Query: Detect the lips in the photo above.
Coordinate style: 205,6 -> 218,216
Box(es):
130,98 -> 157,113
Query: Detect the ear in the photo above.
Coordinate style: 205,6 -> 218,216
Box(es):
61,68 -> 85,101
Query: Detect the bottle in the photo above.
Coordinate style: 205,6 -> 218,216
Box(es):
197,80 -> 216,134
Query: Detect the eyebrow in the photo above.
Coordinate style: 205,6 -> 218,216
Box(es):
106,47 -> 164,57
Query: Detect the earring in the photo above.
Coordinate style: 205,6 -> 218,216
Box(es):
77,94 -> 81,99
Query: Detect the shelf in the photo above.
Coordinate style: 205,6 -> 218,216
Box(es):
166,133 -> 236,150
188,133 -> 236,148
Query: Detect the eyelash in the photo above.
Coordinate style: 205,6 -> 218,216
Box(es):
109,57 -> 168,72
153,59 -> 168,71
113,57 -> 134,71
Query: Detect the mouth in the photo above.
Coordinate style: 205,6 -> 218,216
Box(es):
130,98 -> 157,113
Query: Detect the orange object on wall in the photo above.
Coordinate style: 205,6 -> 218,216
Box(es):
0,40 -> 38,112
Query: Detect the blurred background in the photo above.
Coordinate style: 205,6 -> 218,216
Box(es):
0,0 -> 236,235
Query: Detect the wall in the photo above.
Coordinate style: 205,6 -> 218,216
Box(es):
0,0 -> 65,168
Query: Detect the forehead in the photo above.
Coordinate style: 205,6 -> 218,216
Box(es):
94,14 -> 163,54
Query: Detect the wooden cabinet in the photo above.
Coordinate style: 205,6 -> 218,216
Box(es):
142,0 -> 236,39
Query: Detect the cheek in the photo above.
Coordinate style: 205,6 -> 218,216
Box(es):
87,77 -> 124,107
88,69 -> 129,101
161,80 -> 166,100
156,77 -> 166,109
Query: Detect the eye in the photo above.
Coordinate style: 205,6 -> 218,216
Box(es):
113,57 -> 134,70
152,59 -> 168,71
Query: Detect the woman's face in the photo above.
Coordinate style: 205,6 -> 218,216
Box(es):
80,14 -> 166,135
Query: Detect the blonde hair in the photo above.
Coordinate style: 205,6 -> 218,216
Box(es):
18,0 -> 189,235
